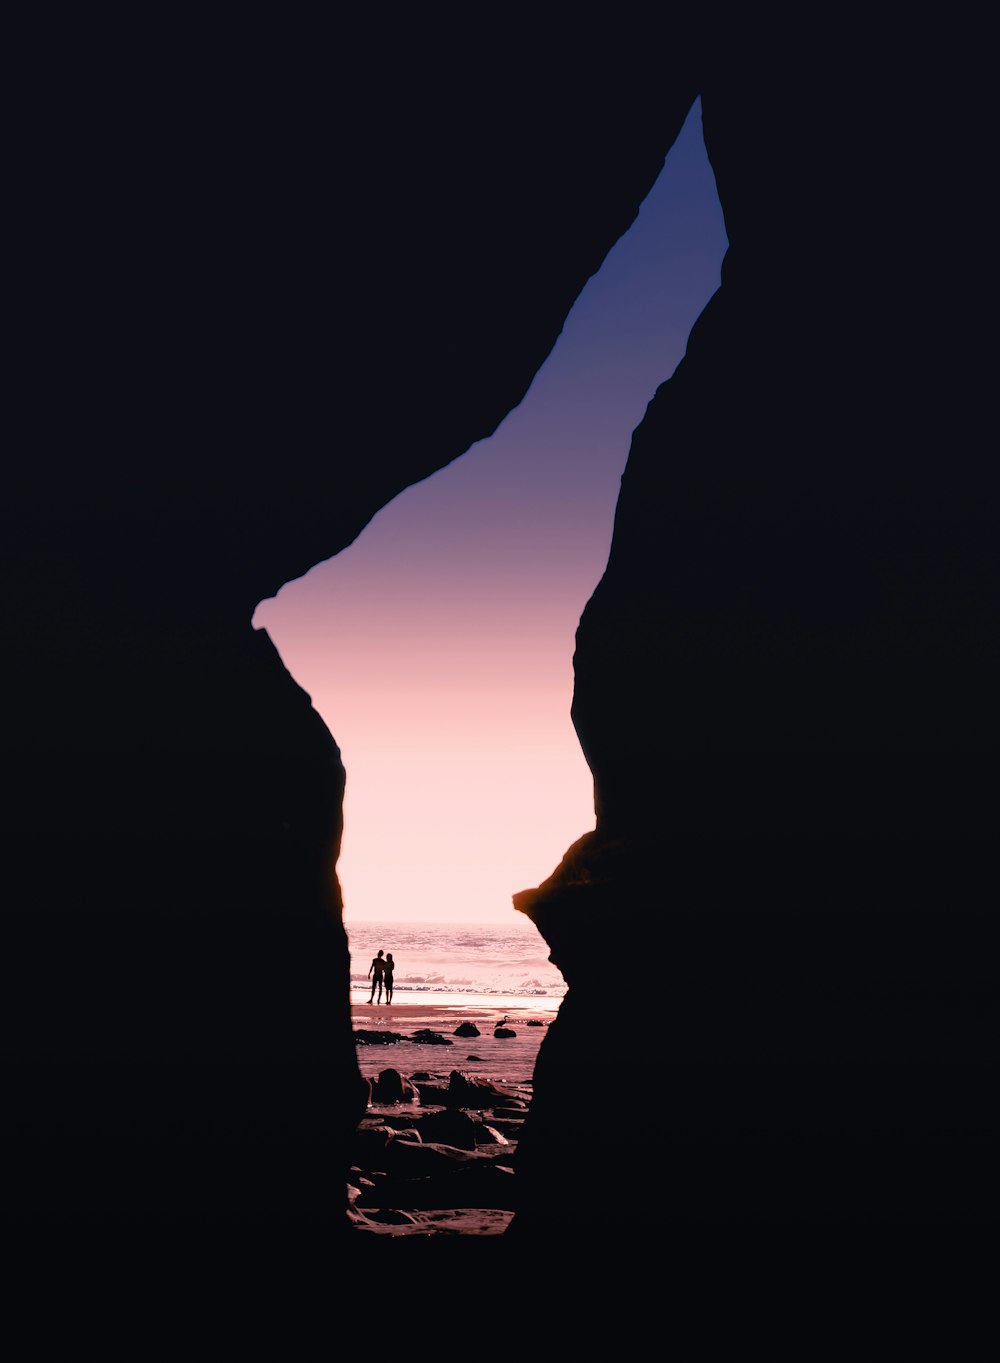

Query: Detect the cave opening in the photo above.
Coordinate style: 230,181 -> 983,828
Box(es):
251,100 -> 727,999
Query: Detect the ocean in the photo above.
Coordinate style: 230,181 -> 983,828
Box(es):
346,917 -> 567,1008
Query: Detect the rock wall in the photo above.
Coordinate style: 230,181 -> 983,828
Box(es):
3,14 -> 995,1240
512,19 -> 998,1230
1,16 -> 695,1233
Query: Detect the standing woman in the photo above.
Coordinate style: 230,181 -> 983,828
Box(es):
383,953 -> 395,1005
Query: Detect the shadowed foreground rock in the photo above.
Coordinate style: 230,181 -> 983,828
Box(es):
348,1067 -> 526,1234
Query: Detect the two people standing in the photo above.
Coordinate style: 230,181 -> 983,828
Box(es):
367,949 -> 395,1004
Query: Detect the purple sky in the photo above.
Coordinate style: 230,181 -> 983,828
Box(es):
253,99 -> 728,924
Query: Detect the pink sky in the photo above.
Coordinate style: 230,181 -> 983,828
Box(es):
252,102 -> 727,926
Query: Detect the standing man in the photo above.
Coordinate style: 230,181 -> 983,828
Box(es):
383,953 -> 395,1005
367,949 -> 386,1004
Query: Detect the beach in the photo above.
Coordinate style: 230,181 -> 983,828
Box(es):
348,998 -> 558,1237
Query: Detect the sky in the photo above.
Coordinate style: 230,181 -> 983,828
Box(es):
252,99 -> 728,926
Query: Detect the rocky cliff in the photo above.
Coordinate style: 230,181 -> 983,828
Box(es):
3,13 -> 995,1240
512,18 -> 998,1231
1,16 -> 695,1233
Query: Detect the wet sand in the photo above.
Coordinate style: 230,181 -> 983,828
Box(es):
351,999 -> 558,1088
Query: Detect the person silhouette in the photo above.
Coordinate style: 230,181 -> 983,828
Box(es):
383,953 -> 395,1004
367,949 -> 386,1004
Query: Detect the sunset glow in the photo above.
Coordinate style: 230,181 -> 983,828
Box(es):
252,101 -> 727,925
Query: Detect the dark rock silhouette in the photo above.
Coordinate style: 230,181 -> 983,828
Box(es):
354,1030 -> 406,1046
3,12 -> 996,1243
454,1023 -> 482,1038
355,1160 -> 516,1214
351,1123 -> 413,1172
411,1030 -> 454,1047
371,1068 -> 419,1105
510,20 -> 999,1232
412,1109 -> 480,1152
447,1074 -> 520,1110
4,15 -> 690,1236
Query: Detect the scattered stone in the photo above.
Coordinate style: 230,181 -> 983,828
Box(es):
354,1029 -> 405,1046
415,1081 -> 451,1105
493,1027 -> 516,1039
447,1071 -> 519,1108
371,1068 -> 419,1104
410,1029 -> 454,1046
348,1042 -> 545,1233
466,1054 -> 483,1060
526,1020 -> 544,1027
416,1108 -> 480,1151
351,1124 -> 396,1162
453,1021 -> 481,1037
355,1161 -> 517,1212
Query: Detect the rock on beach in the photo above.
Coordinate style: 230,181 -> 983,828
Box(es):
347,1002 -> 555,1235
348,1065 -> 533,1237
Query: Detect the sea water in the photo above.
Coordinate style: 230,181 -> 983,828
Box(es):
346,917 -> 567,1007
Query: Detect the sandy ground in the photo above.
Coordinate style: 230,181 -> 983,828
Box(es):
349,1000 -> 561,1236
348,999 -> 558,1238
351,1000 -> 558,1088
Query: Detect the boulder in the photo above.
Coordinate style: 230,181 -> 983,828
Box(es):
371,1068 -> 419,1104
447,1071 -> 519,1108
415,1082 -> 451,1106
453,1022 -> 481,1037
416,1108 -> 480,1151
410,1029 -> 453,1046
354,1030 -> 405,1046
351,1124 -> 396,1162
